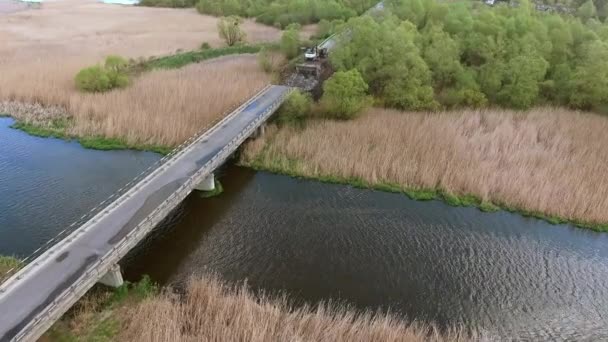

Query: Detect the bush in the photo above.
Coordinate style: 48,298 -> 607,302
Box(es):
195,0 -> 377,28
280,26 -> 301,59
139,0 -> 196,8
75,66 -> 112,92
320,69 -> 370,120
257,47 -> 274,72
201,42 -> 211,50
217,16 -> 246,46
276,90 -> 312,125
75,56 -> 130,93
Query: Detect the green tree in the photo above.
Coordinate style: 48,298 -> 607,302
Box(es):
577,0 -> 598,21
320,69 -> 370,119
280,24 -> 301,59
217,16 -> 246,46
276,90 -> 312,125
75,66 -> 111,92
498,55 -> 549,109
568,42 -> 608,109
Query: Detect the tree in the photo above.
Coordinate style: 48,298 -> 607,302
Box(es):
280,24 -> 301,59
75,66 -> 111,92
276,90 -> 312,125
577,0 -> 598,21
75,55 -> 130,92
568,42 -> 608,109
320,69 -> 370,119
498,55 -> 549,109
217,16 -> 246,46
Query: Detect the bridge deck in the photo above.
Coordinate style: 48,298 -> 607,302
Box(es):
0,85 -> 291,341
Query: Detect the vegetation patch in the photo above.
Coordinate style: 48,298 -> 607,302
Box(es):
240,107 -> 608,233
75,56 -> 130,93
44,275 -> 158,342
0,256 -> 22,278
328,0 -> 608,113
139,45 -> 262,70
11,121 -> 171,155
197,180 -> 224,198
195,0 -> 378,28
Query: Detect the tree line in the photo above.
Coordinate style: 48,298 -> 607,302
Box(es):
326,0 -> 608,112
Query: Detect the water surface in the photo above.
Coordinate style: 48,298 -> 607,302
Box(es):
0,117 -> 160,256
124,166 -> 608,341
2,117 -> 608,340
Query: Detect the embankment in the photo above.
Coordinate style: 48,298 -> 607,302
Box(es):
240,107 -> 608,231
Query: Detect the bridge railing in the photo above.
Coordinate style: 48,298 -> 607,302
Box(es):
8,85 -> 292,342
0,85 -> 273,286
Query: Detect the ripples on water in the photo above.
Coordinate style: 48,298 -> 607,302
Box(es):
125,166 -> 608,341
0,118 -> 160,256
2,117 -> 608,340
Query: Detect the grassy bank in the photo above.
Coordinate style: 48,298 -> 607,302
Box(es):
240,107 -> 608,232
0,256 -> 22,278
44,276 -> 158,341
11,121 -> 172,155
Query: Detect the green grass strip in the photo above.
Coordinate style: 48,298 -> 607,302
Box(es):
241,155 -> 608,233
143,45 -> 262,70
11,121 -> 171,155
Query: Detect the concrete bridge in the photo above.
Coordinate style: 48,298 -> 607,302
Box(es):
0,85 -> 292,341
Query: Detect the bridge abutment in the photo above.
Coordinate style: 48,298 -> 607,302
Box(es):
98,264 -> 124,288
195,174 -> 215,191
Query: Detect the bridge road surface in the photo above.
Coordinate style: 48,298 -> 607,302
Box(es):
0,85 -> 291,341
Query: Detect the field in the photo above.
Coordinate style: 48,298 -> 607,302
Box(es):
242,107 -> 608,228
0,0 -> 279,148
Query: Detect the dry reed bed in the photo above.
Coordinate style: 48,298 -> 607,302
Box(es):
118,276 -> 472,342
242,107 -> 608,225
2,56 -> 271,146
0,0 -> 279,147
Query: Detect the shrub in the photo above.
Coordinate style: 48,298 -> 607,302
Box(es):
276,90 -> 312,125
75,66 -> 112,92
139,0 -> 196,8
257,48 -> 273,73
320,69 -> 370,120
217,16 -> 246,46
280,25 -> 301,59
75,56 -> 130,93
201,42 -> 211,50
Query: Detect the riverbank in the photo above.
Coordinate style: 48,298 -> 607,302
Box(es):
42,274 -> 472,341
240,107 -> 608,232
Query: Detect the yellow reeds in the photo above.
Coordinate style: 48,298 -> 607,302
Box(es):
118,275 -> 472,342
0,0 -> 279,147
242,107 -> 608,226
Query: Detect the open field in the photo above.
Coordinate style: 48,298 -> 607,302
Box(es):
0,0 -> 279,148
242,107 -> 608,229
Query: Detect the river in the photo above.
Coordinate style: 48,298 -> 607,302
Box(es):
2,117 -> 608,340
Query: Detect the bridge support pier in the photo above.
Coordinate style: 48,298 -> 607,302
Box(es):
195,174 -> 215,192
98,264 -> 124,288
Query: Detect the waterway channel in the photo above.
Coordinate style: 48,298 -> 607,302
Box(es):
2,117 -> 608,340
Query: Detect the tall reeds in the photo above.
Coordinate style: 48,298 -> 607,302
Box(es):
242,107 -> 608,226
0,0 -> 279,147
118,275 -> 472,342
